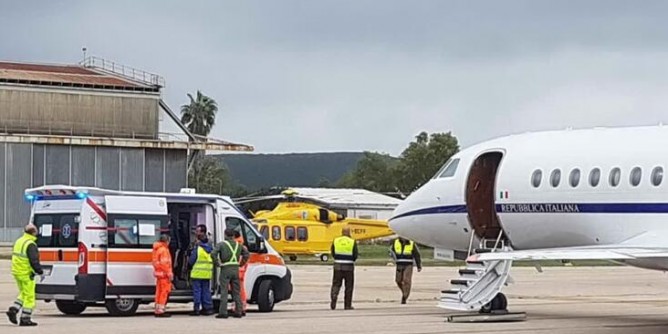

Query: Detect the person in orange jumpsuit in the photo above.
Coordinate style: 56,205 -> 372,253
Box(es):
233,231 -> 248,314
152,234 -> 173,318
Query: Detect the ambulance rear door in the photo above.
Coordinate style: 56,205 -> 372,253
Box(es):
104,196 -> 168,299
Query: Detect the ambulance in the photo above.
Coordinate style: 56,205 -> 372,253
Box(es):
26,185 -> 293,316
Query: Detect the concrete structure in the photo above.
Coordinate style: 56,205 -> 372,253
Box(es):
0,57 -> 253,242
289,187 -> 402,220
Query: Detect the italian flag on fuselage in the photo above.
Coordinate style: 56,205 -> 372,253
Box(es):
499,191 -> 508,199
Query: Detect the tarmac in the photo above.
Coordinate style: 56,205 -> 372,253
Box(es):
2,261 -> 668,333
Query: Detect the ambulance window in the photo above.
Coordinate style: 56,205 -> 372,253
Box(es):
630,167 -> 642,187
260,226 -> 269,239
272,226 -> 281,241
438,159 -> 460,178
550,169 -> 561,188
297,227 -> 308,241
651,166 -> 663,186
609,167 -> 621,187
589,168 -> 601,187
531,169 -> 542,188
34,214 -> 80,248
225,217 -> 242,234
240,222 -> 258,247
285,227 -> 296,241
108,216 -> 165,249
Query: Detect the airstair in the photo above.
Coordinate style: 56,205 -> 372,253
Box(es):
439,230 -> 513,313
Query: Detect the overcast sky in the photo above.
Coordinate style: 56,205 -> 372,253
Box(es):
2,1 -> 668,155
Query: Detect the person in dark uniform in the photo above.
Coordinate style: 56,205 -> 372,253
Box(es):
330,227 -> 358,310
390,237 -> 422,304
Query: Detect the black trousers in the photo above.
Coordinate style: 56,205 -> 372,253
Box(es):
331,265 -> 354,307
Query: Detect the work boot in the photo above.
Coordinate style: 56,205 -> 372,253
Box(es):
6,307 -> 18,325
201,309 -> 215,316
232,312 -> 243,319
189,310 -> 200,316
216,314 -> 229,319
401,297 -> 407,305
330,299 -> 336,310
19,318 -> 38,327
344,306 -> 355,310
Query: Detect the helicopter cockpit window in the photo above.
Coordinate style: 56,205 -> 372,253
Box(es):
297,227 -> 308,241
271,226 -> 281,241
318,208 -> 332,223
285,226 -> 296,241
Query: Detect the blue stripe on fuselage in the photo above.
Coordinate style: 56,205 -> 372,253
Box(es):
390,203 -> 668,221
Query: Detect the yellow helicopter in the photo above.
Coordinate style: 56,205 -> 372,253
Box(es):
237,189 -> 394,262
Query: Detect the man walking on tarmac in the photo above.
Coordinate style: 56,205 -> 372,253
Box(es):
6,223 -> 42,326
390,237 -> 422,304
330,227 -> 358,310
189,225 -> 215,316
152,234 -> 173,318
212,229 -> 249,319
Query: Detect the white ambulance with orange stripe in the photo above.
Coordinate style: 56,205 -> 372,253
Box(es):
26,185 -> 292,316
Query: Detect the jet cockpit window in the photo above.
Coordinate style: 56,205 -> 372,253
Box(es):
651,166 -> 663,187
630,167 -> 642,187
609,167 -> 621,187
589,168 -> 601,187
550,169 -> 561,188
437,158 -> 460,178
569,168 -> 581,188
531,169 -> 542,188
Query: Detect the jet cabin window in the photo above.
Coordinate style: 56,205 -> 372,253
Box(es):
651,166 -> 664,187
609,168 -> 621,187
630,167 -> 642,187
589,168 -> 601,187
437,159 -> 460,178
569,168 -> 581,188
550,169 -> 561,188
531,169 -> 542,188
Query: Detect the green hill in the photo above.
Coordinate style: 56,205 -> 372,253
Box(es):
214,152 -> 370,190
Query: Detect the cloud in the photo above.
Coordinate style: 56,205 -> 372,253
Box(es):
2,1 -> 668,155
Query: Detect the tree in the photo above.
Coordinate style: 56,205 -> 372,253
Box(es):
180,90 -> 218,136
188,156 -> 230,195
394,131 -> 459,193
337,152 -> 397,192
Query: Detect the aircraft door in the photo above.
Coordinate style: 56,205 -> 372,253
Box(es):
465,152 -> 505,240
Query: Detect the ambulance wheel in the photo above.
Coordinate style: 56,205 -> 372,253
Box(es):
105,298 -> 139,316
257,280 -> 275,312
320,254 -> 329,262
55,300 -> 87,315
479,293 -> 508,314
289,255 -> 297,261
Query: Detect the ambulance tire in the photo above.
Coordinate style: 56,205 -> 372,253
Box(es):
257,280 -> 275,312
289,255 -> 298,261
55,300 -> 87,315
105,298 -> 139,316
320,254 -> 329,262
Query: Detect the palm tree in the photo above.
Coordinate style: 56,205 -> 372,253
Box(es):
180,90 -> 218,137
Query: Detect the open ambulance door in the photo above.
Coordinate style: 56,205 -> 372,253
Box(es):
103,195 -> 168,316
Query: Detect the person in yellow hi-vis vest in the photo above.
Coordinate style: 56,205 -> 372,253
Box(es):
6,224 -> 43,327
330,227 -> 358,310
390,237 -> 422,305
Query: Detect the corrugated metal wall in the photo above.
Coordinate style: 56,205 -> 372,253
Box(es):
0,87 -> 159,139
0,143 -> 187,242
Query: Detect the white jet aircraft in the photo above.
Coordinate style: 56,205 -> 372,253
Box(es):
389,125 -> 668,313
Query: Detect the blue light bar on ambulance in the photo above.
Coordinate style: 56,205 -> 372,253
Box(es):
25,194 -> 35,202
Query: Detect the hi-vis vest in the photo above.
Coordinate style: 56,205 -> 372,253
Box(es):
393,239 -> 415,264
191,245 -> 213,280
333,236 -> 355,264
222,240 -> 240,266
11,233 -> 37,277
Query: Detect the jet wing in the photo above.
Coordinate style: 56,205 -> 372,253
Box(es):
473,246 -> 668,262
